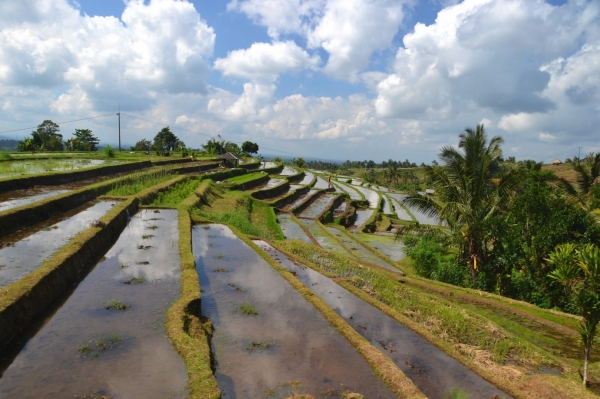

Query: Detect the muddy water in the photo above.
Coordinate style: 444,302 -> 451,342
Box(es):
0,188 -> 71,212
257,242 -> 511,399
353,233 -> 406,261
279,166 -> 297,176
193,224 -> 394,399
389,193 -> 440,225
277,214 -> 313,244
298,171 -> 314,185
298,194 -> 337,219
0,209 -> 187,398
325,227 -> 398,271
333,202 -> 347,216
298,219 -> 355,259
0,201 -> 118,289
348,209 -> 374,231
350,179 -> 363,186
331,181 -> 362,200
387,196 -> 413,221
352,186 -> 379,209
378,186 -> 390,192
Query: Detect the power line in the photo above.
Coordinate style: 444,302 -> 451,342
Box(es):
0,113 -> 115,135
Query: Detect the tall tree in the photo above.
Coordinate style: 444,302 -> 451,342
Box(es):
242,141 -> 259,155
68,129 -> 99,151
559,152 -> 600,223
153,127 -> 179,155
396,124 -> 523,287
31,120 -> 64,151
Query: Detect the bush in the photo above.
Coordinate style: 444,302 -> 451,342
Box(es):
0,151 -> 11,160
404,236 -> 466,286
104,145 -> 115,158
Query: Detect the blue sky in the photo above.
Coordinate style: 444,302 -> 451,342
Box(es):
0,0 -> 597,163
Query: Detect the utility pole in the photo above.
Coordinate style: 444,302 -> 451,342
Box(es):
117,103 -> 121,152
579,146 -> 582,159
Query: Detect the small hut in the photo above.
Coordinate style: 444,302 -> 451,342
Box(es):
425,188 -> 435,196
217,152 -> 241,168
552,158 -> 563,165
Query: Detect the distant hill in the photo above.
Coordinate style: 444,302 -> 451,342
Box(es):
0,139 -> 18,151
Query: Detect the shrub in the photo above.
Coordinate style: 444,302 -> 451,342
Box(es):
104,145 -> 115,158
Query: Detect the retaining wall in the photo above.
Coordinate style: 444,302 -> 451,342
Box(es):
270,186 -> 310,209
292,190 -> 325,215
286,171 -> 305,183
228,174 -> 270,191
251,180 -> 291,200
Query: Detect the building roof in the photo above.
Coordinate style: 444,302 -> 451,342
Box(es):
552,158 -> 563,164
217,152 -> 241,160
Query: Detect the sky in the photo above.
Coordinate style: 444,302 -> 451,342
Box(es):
0,0 -> 598,163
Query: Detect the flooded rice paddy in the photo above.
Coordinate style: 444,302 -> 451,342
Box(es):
297,219 -> 354,259
325,227 -> 398,271
297,194 -> 337,219
353,233 -> 406,261
387,196 -> 413,221
276,214 -> 313,244
262,178 -> 287,189
313,176 -> 333,190
0,201 -> 117,289
193,224 -> 395,399
0,209 -> 187,398
352,186 -> 379,209
381,195 -> 393,214
279,166 -> 297,176
257,242 -> 510,399
388,193 -> 440,225
348,209 -> 374,231
258,161 -> 277,169
0,159 -> 119,180
331,181 -> 362,200
285,189 -> 318,211
0,188 -> 71,212
298,171 -> 314,186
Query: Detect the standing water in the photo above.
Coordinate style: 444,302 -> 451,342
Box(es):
0,209 -> 187,398
193,224 -> 395,398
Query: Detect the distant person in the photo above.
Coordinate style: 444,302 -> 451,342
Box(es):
328,175 -> 332,189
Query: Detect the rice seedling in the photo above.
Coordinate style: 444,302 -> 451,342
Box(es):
238,303 -> 258,316
100,167 -> 178,196
246,340 -> 273,352
102,299 -> 130,311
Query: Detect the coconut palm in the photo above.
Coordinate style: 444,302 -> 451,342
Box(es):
558,152 -> 600,223
395,124 -> 523,287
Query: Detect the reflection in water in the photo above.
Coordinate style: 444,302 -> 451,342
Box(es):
298,172 -> 314,185
286,189 -> 318,211
354,233 -> 406,261
0,201 -> 118,289
298,219 -> 354,259
387,196 -> 413,221
0,189 -> 71,212
348,209 -> 374,231
325,227 -> 397,271
331,181 -> 362,200
262,178 -> 286,189
193,224 -> 395,399
389,193 -> 440,225
0,209 -> 187,398
381,195 -> 393,214
256,242 -> 510,399
279,166 -> 297,176
298,194 -> 337,219
352,186 -> 380,209
277,214 -> 313,243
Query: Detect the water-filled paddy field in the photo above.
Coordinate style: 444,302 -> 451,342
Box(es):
0,209 -> 187,398
257,242 -> 510,399
0,159 -> 122,179
276,214 -> 313,243
0,200 -> 117,289
297,193 -> 337,219
194,224 -> 395,398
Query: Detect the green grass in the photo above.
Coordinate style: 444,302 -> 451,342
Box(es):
246,340 -> 273,352
150,177 -> 203,207
100,167 -> 177,196
102,299 -> 130,310
238,303 -> 258,315
225,172 -> 266,184
0,151 -> 12,160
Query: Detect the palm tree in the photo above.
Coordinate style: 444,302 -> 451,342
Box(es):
396,124 -> 523,287
558,152 -> 600,222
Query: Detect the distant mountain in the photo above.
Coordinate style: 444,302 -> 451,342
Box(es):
0,139 -> 18,151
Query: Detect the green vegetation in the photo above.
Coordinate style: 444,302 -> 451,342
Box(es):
246,340 -> 272,352
151,177 -> 203,207
0,151 -> 12,160
103,145 -> 115,158
225,172 -> 267,185
78,334 -> 124,358
100,168 -> 177,196
103,299 -> 130,310
238,303 -> 258,315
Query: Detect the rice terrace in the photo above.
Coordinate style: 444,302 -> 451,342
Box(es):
1,122 -> 600,399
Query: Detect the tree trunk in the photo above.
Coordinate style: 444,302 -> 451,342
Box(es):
584,344 -> 590,387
